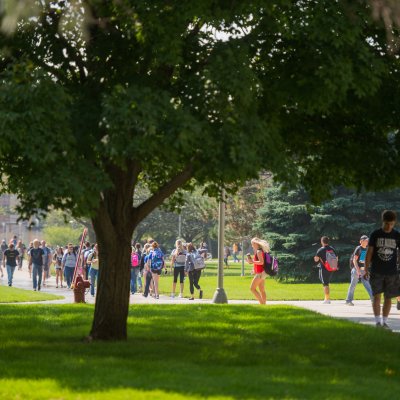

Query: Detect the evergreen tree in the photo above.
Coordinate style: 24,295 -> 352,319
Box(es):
257,185 -> 400,282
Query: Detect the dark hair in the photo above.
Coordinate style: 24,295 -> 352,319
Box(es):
321,236 -> 329,245
135,243 -> 141,250
382,210 -> 397,222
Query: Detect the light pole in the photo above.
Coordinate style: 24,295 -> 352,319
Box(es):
212,189 -> 228,304
241,239 -> 245,276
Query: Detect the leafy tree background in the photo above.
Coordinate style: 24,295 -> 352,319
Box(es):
257,184 -> 400,282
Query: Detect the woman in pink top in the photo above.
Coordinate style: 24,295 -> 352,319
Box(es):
247,237 -> 270,304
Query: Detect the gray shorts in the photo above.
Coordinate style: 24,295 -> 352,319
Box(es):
370,273 -> 400,298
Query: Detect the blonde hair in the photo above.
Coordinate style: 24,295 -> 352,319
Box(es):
251,237 -> 270,253
175,239 -> 184,252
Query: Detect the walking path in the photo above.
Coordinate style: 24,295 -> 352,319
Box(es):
2,267 -> 400,332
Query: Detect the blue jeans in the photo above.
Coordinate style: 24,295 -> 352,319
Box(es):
64,266 -> 74,288
137,270 -> 143,290
346,268 -> 373,302
6,264 -> 16,286
89,267 -> 98,296
130,268 -> 140,293
32,264 -> 43,290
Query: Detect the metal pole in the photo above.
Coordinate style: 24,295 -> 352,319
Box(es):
241,239 -> 245,277
178,214 -> 182,239
212,189 -> 228,303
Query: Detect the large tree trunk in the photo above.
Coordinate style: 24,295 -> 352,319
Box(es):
89,165 -> 136,341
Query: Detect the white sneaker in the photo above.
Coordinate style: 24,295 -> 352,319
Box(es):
178,293 -> 183,298
322,300 -> 331,304
345,301 -> 354,306
170,293 -> 175,298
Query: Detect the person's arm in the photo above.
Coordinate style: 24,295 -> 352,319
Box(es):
365,246 -> 374,277
170,251 -> 176,268
353,251 -> 361,276
253,250 -> 264,266
62,253 -> 67,268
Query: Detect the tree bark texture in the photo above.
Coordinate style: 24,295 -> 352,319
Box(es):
89,165 -> 136,341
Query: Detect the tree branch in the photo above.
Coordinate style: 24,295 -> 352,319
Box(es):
134,163 -> 194,224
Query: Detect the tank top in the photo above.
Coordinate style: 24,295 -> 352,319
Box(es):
253,251 -> 265,274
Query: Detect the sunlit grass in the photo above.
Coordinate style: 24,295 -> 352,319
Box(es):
0,285 -> 63,303
0,304 -> 399,399
157,260 -> 369,301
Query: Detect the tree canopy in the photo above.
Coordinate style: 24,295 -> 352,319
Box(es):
1,0 -> 400,339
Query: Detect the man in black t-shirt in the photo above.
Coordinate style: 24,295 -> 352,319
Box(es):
3,243 -> 20,286
314,236 -> 338,304
365,210 -> 400,330
29,239 -> 45,291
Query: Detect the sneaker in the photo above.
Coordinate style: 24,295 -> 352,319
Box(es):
156,295 -> 159,299
376,322 -> 382,327
178,293 -> 183,298
8,283 -> 11,287
38,285 -> 41,291
170,293 -> 175,298
189,297 -> 194,300
33,288 -> 37,291
322,300 -> 331,304
199,290 -> 203,299
397,301 -> 400,311
382,323 -> 391,330
345,301 -> 354,306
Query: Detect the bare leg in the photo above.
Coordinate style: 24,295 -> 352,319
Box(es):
323,286 -> 330,301
382,296 -> 392,318
250,276 -> 263,304
259,279 -> 267,304
373,293 -> 381,317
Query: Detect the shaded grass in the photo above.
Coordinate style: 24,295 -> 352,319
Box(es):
0,285 -> 63,302
0,304 -> 399,399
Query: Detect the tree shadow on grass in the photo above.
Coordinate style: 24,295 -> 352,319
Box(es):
0,304 -> 399,399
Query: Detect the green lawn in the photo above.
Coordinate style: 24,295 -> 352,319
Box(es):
157,261 -> 369,301
0,304 -> 398,399
0,285 -> 63,303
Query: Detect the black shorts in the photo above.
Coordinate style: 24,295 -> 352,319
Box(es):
318,266 -> 333,287
151,269 -> 162,275
370,273 -> 400,298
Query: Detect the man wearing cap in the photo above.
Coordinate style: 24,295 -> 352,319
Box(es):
345,235 -> 373,306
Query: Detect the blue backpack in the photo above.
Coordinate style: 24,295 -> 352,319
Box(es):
151,248 -> 164,270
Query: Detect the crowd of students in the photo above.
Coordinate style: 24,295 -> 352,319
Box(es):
130,239 -> 206,300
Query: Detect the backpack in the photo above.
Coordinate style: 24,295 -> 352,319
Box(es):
175,251 -> 186,265
131,252 -> 139,267
151,248 -> 164,270
263,252 -> 279,276
323,249 -> 338,271
193,252 -> 205,270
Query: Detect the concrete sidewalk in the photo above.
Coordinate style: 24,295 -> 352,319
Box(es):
2,266 -> 400,332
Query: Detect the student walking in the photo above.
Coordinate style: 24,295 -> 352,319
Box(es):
29,239 -> 44,291
146,241 -> 164,299
53,247 -> 64,288
3,242 -> 19,286
185,243 -> 203,300
314,236 -> 338,304
130,244 -> 141,294
88,244 -> 99,297
365,210 -> 400,329
62,243 -> 77,289
345,235 -> 373,305
16,240 -> 26,270
170,239 -> 186,298
247,237 -> 269,304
